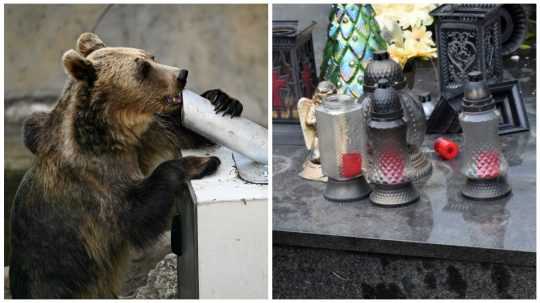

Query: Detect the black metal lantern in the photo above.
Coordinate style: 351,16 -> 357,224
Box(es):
359,51 -> 432,182
272,20 -> 318,121
431,4 -> 503,100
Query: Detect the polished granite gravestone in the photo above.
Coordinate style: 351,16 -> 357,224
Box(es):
273,127 -> 535,265
273,49 -> 536,298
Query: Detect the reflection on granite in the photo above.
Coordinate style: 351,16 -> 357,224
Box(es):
273,128 -> 535,265
274,144 -> 435,242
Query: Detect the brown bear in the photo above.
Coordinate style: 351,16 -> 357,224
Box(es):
9,32 -> 243,298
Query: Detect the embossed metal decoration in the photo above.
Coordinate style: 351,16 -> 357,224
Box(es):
431,4 -> 503,100
320,4 -> 386,99
272,20 -> 318,121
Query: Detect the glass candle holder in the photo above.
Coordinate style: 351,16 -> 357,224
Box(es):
358,51 -> 432,182
367,80 -> 420,206
459,71 -> 511,199
316,94 -> 371,201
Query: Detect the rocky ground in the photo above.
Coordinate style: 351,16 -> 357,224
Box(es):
133,253 -> 177,299
121,232 -> 176,298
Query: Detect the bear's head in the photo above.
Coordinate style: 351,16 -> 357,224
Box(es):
57,33 -> 188,154
64,32 -> 186,114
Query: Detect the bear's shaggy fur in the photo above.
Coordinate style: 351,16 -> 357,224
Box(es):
9,33 -> 242,298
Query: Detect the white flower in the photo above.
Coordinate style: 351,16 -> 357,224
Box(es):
373,4 -> 436,30
375,16 -> 404,47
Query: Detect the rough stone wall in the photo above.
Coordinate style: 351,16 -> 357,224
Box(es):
273,246 -> 536,299
5,4 -> 268,126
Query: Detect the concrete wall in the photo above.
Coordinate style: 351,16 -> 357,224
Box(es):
5,4 -> 268,126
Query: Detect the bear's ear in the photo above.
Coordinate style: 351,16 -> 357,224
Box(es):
77,32 -> 106,57
62,49 -> 97,83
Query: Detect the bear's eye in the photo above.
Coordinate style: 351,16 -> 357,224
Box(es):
135,58 -> 152,80
150,55 -> 156,61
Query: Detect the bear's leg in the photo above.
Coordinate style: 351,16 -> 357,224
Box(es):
10,226 -> 100,299
122,156 -> 220,249
179,156 -> 221,179
9,260 -> 31,298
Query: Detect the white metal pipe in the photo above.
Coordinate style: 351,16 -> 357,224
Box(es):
181,89 -> 268,164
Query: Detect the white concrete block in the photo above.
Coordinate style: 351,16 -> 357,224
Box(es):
182,146 -> 268,299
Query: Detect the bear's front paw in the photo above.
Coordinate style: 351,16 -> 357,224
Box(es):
201,89 -> 243,118
186,156 -> 221,180
151,159 -> 189,187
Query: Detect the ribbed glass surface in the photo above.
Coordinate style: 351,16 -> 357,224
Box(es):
460,110 -> 508,179
367,122 -> 411,185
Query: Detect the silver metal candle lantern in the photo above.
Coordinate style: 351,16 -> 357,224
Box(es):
459,71 -> 511,199
359,51 -> 432,182
316,94 -> 371,202
367,80 -> 420,206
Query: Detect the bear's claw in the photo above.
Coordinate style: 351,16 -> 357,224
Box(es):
201,89 -> 243,118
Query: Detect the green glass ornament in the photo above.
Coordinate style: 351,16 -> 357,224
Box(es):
320,4 -> 387,98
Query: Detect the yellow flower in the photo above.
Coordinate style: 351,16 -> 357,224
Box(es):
374,4 -> 438,67
387,35 -> 437,68
403,26 -> 435,47
387,44 -> 411,67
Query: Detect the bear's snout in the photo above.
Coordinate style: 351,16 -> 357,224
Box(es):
177,69 -> 188,90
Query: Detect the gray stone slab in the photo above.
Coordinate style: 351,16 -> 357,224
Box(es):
273,50 -> 537,266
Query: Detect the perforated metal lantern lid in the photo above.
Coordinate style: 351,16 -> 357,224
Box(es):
363,51 -> 405,92
371,79 -> 403,120
462,71 -> 496,112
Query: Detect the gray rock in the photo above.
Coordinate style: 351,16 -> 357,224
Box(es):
121,231 -> 172,298
134,254 -> 177,299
